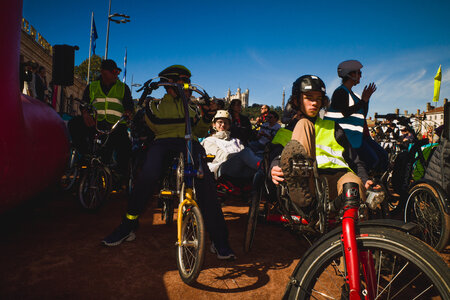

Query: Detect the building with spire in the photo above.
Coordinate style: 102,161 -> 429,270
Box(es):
225,87 -> 249,108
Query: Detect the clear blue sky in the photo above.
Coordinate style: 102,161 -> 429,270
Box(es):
23,0 -> 450,116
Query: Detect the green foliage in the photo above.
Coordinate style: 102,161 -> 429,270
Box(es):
74,54 -> 102,82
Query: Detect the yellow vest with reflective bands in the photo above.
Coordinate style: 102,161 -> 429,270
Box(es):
315,117 -> 353,172
89,80 -> 125,124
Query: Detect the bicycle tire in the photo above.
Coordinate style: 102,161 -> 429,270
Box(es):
60,148 -> 79,191
404,182 -> 450,252
79,166 -> 111,210
283,227 -> 450,300
243,186 -> 262,253
163,199 -> 174,226
176,205 -> 206,285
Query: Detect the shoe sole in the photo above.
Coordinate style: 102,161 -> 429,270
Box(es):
209,244 -> 237,260
280,140 -> 313,207
102,232 -> 136,247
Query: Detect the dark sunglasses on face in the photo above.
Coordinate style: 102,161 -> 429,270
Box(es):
178,77 -> 191,84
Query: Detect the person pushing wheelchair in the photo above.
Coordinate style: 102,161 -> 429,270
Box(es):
270,75 -> 376,212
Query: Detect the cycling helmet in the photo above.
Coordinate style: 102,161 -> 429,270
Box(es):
213,110 -> 231,122
292,75 -> 326,97
337,60 -> 363,78
158,65 -> 191,80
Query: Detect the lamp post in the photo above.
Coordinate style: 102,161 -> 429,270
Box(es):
104,0 -> 130,59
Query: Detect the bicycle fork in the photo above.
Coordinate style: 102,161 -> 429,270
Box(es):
341,183 -> 377,300
176,187 -> 198,245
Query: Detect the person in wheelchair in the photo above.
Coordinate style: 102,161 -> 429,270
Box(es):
270,75 -> 375,213
102,65 -> 236,260
201,110 -> 261,186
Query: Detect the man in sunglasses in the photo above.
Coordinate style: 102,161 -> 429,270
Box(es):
103,65 -> 236,260
324,60 -> 388,174
68,59 -> 133,182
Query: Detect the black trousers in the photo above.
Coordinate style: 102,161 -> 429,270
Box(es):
128,138 -> 230,249
67,116 -> 131,173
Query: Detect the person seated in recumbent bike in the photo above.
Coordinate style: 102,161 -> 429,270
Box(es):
270,75 -> 379,227
201,110 -> 262,200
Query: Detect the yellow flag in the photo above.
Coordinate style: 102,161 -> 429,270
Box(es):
433,65 -> 442,102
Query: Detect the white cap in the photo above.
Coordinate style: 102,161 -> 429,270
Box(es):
213,110 -> 231,122
337,60 -> 363,78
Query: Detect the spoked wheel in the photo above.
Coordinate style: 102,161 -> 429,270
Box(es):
283,227 -> 450,300
176,203 -> 206,285
316,176 -> 329,234
162,199 -> 174,226
79,166 -> 111,210
60,148 -> 79,191
243,184 -> 263,253
404,182 -> 450,252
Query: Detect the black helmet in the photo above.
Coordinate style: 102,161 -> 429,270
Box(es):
158,65 -> 191,81
292,75 -> 326,97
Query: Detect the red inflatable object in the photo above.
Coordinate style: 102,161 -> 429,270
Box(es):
0,0 -> 69,213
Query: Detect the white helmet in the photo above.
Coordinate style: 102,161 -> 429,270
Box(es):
337,60 -> 363,78
213,110 -> 231,122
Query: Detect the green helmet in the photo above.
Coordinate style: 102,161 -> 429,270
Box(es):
158,65 -> 191,80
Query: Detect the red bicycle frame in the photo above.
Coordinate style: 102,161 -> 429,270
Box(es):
342,206 -> 377,300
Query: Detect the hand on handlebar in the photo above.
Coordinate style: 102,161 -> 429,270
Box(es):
82,110 -> 95,127
271,165 -> 284,185
365,179 -> 380,190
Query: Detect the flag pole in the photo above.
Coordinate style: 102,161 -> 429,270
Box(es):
122,47 -> 127,83
87,11 -> 94,84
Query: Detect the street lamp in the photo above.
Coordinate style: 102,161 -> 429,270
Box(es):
104,0 -> 130,59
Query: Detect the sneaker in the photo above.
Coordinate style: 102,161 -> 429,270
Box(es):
210,243 -> 237,260
102,218 -> 138,247
280,140 -> 313,207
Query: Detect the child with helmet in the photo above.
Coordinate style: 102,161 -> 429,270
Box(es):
270,75 -> 375,211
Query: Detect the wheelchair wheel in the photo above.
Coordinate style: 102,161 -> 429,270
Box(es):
176,185 -> 205,285
404,182 -> 450,252
79,165 -> 111,210
243,184 -> 263,253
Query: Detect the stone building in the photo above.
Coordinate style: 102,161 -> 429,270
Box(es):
20,18 -> 86,116
225,87 -> 249,108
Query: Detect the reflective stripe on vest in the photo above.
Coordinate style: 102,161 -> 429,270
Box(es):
89,80 -> 125,124
315,117 -> 353,172
324,85 -> 364,148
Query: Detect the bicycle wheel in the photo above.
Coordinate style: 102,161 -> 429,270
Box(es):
79,166 -> 111,210
162,199 -> 174,226
60,148 -> 79,191
283,227 -> 450,300
176,203 -> 206,285
404,182 -> 450,252
243,185 -> 263,253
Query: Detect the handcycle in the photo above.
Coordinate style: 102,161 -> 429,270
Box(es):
375,114 -> 449,251
136,77 -> 212,284
243,142 -> 387,253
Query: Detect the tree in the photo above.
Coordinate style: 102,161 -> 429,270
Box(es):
74,54 -> 102,82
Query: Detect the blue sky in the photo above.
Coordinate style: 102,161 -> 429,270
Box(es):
23,0 -> 450,116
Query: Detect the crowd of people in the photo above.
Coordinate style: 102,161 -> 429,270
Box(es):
56,57 -> 440,262
20,55 -> 50,103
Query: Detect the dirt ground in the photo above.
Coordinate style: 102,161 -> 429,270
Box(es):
0,188 -> 313,300
1,187 -> 449,300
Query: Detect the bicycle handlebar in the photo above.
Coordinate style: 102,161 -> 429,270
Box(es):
137,77 -> 210,107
